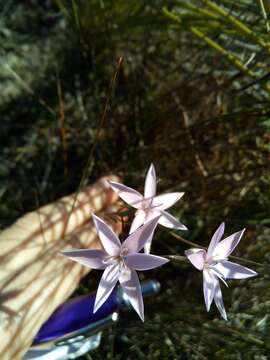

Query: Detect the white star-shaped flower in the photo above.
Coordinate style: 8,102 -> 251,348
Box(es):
185,222 -> 257,320
61,215 -> 169,321
109,164 -> 187,253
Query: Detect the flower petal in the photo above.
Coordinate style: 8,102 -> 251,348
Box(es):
119,268 -> 144,321
145,208 -> 161,222
125,253 -> 169,270
185,248 -> 206,271
139,210 -> 161,253
152,192 -> 184,210
213,229 -> 245,260
213,260 -> 257,279
144,163 -> 156,200
210,267 -> 228,287
122,216 -> 160,254
129,210 -> 146,234
203,270 -> 216,311
143,237 -> 153,255
93,263 -> 120,313
158,210 -> 187,230
213,279 -> 227,320
109,181 -> 143,209
207,222 -> 225,259
92,214 -> 121,256
60,249 -> 107,269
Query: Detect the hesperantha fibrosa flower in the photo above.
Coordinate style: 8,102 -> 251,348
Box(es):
61,214 -> 169,321
185,223 -> 257,320
109,163 -> 187,253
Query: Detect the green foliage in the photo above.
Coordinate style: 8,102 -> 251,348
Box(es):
164,0 -> 270,97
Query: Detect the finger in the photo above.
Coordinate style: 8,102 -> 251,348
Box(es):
0,175 -> 120,259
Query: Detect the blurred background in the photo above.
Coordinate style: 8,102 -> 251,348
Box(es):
1,0 -> 270,358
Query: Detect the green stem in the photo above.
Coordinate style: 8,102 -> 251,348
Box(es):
177,1 -> 219,20
163,7 -> 270,94
164,255 -> 188,263
203,0 -> 270,51
190,27 -> 258,78
258,0 -> 270,33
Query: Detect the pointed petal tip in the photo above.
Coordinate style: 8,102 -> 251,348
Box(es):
108,180 -> 122,191
177,223 -> 188,231
91,214 -> 121,255
59,250 -> 76,257
212,227 -> 246,259
204,292 -> 211,312
152,192 -> 184,211
143,241 -> 151,254
149,163 -> 155,170
107,180 -> 116,186
107,180 -> 118,191
119,269 -> 144,322
91,213 -> 102,230
136,306 -> 145,322
100,178 -> 111,189
93,301 -> 103,314
249,270 -> 258,277
135,309 -> 144,322
213,260 -> 258,280
242,267 -> 258,278
123,216 -> 160,254
144,163 -> 157,199
107,180 -> 121,192
220,222 -> 225,231
108,181 -> 144,208
91,213 -> 98,223
93,302 -> 99,314
222,313 -> 228,321
158,211 -> 186,230
204,289 -> 212,312
59,250 -> 73,256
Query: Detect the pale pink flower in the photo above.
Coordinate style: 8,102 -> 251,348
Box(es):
109,164 -> 187,253
185,223 -> 257,320
61,214 -> 169,321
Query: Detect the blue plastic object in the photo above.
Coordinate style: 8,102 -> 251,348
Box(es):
33,280 -> 160,345
33,290 -> 118,345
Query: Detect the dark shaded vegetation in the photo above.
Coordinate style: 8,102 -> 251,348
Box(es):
1,0 -> 270,358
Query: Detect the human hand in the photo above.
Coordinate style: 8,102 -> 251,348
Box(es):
0,176 -> 122,360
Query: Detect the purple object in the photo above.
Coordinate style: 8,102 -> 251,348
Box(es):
33,290 -> 118,345
33,280 -> 160,345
